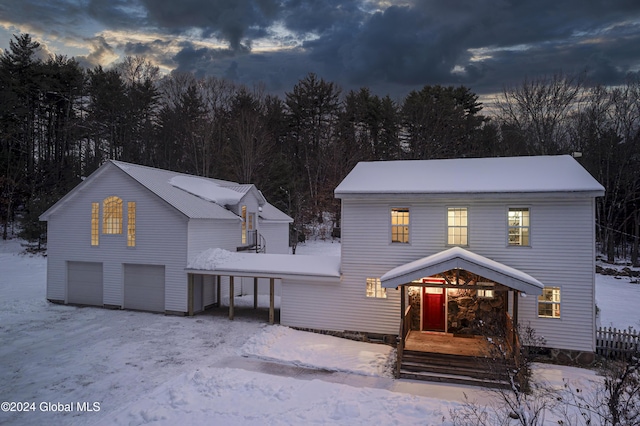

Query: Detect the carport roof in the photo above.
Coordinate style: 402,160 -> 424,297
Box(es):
380,247 -> 544,295
186,248 -> 340,283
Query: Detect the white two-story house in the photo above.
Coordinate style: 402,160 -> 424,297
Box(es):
278,155 -> 604,372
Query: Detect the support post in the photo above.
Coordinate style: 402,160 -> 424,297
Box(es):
397,285 -> 406,379
513,290 -> 519,328
229,276 -> 234,320
269,278 -> 275,325
216,275 -> 221,307
254,277 -> 258,309
187,274 -> 194,316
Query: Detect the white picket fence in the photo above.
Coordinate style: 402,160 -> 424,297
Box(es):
596,326 -> 640,360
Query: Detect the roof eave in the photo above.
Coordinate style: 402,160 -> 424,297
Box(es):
336,190 -> 605,200
380,249 -> 544,295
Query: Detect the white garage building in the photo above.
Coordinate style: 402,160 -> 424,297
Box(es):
40,160 -> 292,315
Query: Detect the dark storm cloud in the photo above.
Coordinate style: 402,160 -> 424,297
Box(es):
87,0 -> 146,29
138,0 -> 280,50
279,0 -> 640,95
0,0 -> 86,35
2,0 -> 640,98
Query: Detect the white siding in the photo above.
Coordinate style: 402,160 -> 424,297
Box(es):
282,196 -> 597,352
44,164 -> 189,312
202,275 -> 216,307
187,219 -> 241,261
259,221 -> 290,255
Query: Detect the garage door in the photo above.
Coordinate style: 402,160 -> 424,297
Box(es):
124,264 -> 165,312
67,261 -> 103,306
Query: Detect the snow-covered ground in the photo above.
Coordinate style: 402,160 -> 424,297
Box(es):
596,273 -> 640,331
0,237 -> 637,425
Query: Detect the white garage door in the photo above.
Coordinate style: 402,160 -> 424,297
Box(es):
67,261 -> 103,306
124,264 -> 165,312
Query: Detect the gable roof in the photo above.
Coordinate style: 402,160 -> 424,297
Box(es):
259,202 -> 294,223
335,155 -> 605,198
40,160 -> 282,221
380,246 -> 544,295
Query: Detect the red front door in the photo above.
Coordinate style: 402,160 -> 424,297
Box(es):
422,288 -> 445,331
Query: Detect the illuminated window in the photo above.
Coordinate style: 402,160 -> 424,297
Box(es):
103,196 -> 123,234
366,278 -> 387,298
538,287 -> 561,318
127,202 -> 136,247
508,208 -> 530,246
391,208 -> 409,243
241,205 -> 247,244
91,203 -> 99,246
477,289 -> 494,298
447,207 -> 468,245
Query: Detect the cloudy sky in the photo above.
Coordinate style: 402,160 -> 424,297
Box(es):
1,0 -> 639,99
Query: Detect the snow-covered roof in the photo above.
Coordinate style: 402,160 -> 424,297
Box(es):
380,246 -> 544,295
169,176 -> 245,206
335,155 -> 605,198
259,202 -> 294,223
40,160 -> 285,221
187,248 -> 340,282
111,161 -> 244,220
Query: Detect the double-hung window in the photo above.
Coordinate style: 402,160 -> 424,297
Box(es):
447,207 -> 468,246
508,208 -> 530,246
391,208 -> 410,243
366,278 -> 387,298
538,287 -> 561,318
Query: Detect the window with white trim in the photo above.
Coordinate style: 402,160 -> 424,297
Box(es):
91,202 -> 99,246
447,207 -> 468,245
103,196 -> 123,234
241,205 -> 247,244
538,287 -> 561,318
127,202 -> 136,247
391,208 -> 410,243
366,278 -> 387,298
508,208 -> 530,246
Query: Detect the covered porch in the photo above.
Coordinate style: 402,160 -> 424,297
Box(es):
382,247 -> 544,386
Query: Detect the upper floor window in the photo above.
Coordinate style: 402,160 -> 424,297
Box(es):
391,208 -> 410,243
508,208 -> 530,246
91,203 -> 99,246
241,205 -> 247,244
366,277 -> 387,298
447,207 -> 468,246
103,196 -> 123,234
538,287 -> 561,318
127,202 -> 136,247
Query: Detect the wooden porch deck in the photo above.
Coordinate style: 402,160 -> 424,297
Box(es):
400,330 -> 513,387
404,331 -> 494,357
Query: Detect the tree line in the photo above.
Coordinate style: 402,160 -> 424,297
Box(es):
1,34 -> 638,263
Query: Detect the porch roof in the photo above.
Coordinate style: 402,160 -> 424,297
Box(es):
380,247 -> 544,295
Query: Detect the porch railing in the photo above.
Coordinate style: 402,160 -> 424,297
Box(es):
396,305 -> 412,378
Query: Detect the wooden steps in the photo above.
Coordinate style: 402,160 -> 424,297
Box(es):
399,350 -> 512,388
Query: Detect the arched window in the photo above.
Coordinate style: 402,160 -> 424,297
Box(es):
103,196 -> 123,234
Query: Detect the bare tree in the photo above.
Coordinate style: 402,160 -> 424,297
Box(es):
559,352 -> 640,425
495,73 -> 586,155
